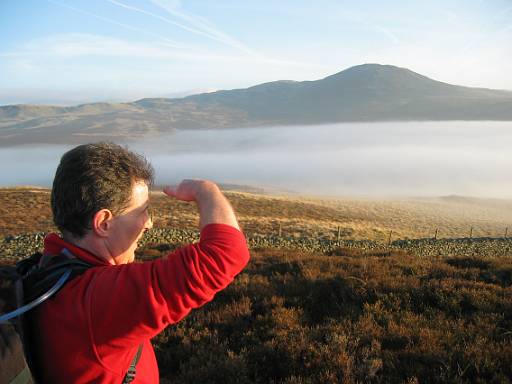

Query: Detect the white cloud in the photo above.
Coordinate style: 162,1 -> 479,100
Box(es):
3,1 -> 511,101
14,33 -> 328,72
0,33 -> 332,101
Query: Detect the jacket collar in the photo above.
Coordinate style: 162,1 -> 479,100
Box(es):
43,233 -> 110,267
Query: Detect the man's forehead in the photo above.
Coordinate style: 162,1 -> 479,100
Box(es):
130,181 -> 150,204
132,181 -> 149,193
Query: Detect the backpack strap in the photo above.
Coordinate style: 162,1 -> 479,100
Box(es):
122,344 -> 143,384
0,268 -> 72,323
21,250 -> 92,304
4,250 -> 144,383
8,365 -> 32,384
0,251 -> 89,323
13,250 -> 93,383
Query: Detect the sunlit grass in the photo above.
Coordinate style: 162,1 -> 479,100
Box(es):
1,187 -> 511,382
1,188 -> 510,242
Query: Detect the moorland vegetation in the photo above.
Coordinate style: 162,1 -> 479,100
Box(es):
0,188 -> 511,383
148,246 -> 512,383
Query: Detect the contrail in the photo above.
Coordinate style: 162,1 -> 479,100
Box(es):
349,12 -> 400,45
45,0 -> 331,76
454,4 -> 512,55
106,0 -> 210,37
147,0 -> 257,55
106,0 -> 256,56
47,0 -> 184,49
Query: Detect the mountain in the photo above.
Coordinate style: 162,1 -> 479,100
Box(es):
1,64 -> 512,146
179,64 -> 512,123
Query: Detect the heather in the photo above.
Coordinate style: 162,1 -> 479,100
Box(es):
1,188 -> 511,383
143,245 -> 512,383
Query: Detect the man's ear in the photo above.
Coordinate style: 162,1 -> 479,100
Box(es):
91,209 -> 114,237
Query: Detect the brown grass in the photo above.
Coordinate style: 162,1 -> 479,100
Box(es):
141,245 -> 511,383
1,188 -> 510,242
2,187 -> 511,382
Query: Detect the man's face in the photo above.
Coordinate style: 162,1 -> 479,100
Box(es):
107,181 -> 152,264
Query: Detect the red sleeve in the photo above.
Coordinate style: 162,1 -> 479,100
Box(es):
87,224 -> 250,354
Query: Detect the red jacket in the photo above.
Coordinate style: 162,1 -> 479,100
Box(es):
31,224 -> 250,383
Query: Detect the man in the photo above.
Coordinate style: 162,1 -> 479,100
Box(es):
30,142 -> 250,383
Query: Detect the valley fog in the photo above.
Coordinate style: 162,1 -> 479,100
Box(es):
1,121 -> 511,198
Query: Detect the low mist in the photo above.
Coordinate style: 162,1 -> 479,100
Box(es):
1,121 -> 511,199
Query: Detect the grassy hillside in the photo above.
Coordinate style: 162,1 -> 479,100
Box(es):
150,246 -> 511,383
1,187 -> 511,383
1,188 -> 510,241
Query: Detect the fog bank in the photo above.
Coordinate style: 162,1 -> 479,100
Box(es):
1,121 -> 510,198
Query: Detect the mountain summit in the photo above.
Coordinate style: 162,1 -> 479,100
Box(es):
1,64 -> 512,145
177,63 -> 512,123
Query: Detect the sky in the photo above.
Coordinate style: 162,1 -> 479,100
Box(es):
1,0 -> 511,105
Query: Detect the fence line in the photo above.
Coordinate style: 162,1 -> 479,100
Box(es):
3,227 -> 512,262
265,221 -> 510,243
1,223 -> 511,244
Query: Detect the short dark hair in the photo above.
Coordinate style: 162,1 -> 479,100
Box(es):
51,142 -> 154,238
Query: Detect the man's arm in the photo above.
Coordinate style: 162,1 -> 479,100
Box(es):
163,179 -> 240,230
89,179 -> 249,350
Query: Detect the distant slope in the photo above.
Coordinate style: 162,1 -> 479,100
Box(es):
1,64 -> 512,146
1,187 -> 511,240
180,64 -> 512,122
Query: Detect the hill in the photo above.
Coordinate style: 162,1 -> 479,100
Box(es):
1,187 -> 510,241
180,64 -> 512,123
1,187 -> 511,383
1,64 -> 512,146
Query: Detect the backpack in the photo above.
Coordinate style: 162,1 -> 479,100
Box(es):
0,250 -> 142,384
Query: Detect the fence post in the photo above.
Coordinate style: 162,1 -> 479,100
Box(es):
337,226 -> 341,242
469,227 -> 473,239
505,227 -> 508,238
434,228 -> 438,240
278,222 -> 282,238
387,230 -> 392,246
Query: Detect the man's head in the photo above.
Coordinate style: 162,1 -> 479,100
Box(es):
51,142 -> 155,264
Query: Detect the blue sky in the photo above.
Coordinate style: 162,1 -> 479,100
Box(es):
1,0 -> 511,105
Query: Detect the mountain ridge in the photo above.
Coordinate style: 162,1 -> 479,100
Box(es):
1,63 -> 512,146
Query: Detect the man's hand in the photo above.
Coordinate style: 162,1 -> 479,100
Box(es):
163,179 -> 215,202
164,180 -> 240,230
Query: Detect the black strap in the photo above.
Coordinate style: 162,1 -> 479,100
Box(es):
21,255 -> 92,303
122,344 -> 143,384
15,251 -> 143,383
